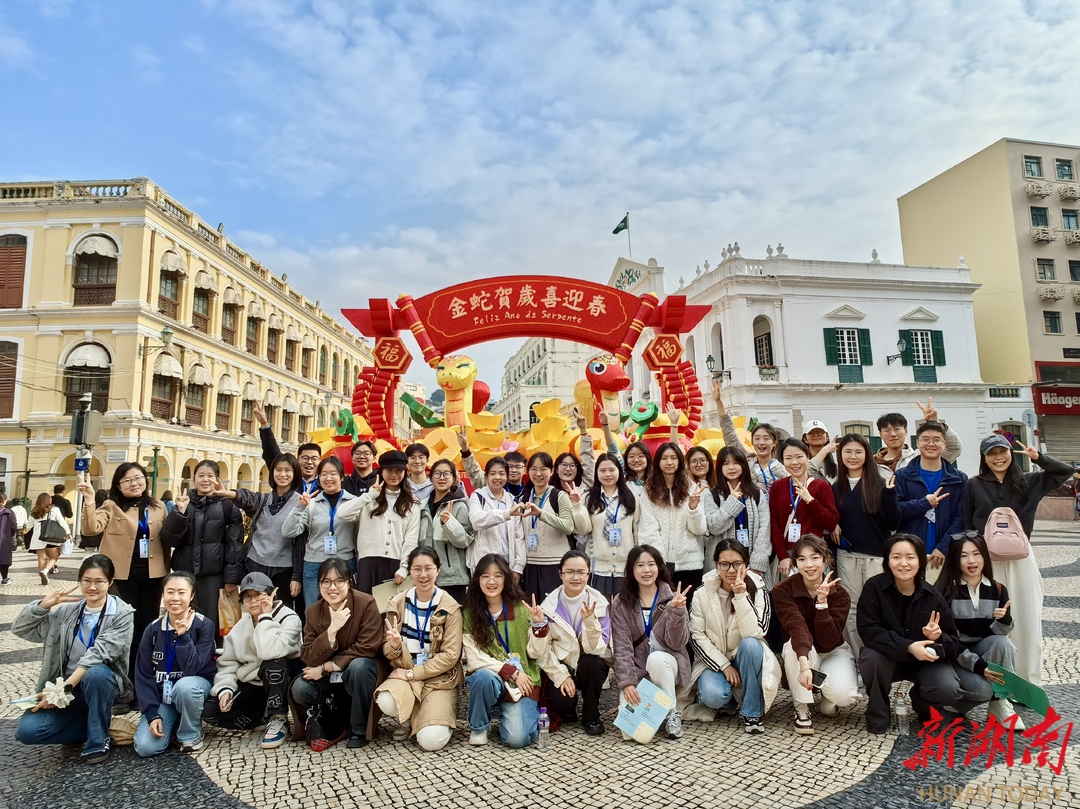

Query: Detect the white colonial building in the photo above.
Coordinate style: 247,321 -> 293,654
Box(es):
610,250 -> 1036,475
495,338 -> 598,433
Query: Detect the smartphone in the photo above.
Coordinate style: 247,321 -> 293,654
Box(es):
811,669 -> 828,688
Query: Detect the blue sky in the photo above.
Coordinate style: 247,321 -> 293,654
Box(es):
3,0 -> 1079,398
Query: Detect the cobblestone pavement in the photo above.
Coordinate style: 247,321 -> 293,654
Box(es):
2,523 -> 1077,809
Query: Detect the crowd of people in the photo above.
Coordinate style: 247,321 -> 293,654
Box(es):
9,388 -> 1070,763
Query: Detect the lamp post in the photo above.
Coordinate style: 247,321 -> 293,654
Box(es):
706,354 -> 731,381
887,338 -> 908,365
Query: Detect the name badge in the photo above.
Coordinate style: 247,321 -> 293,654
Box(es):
924,508 -> 937,524
329,671 -> 343,684
736,528 -> 749,546
161,680 -> 174,705
527,532 -> 539,552
324,534 -> 338,555
138,537 -> 149,558
787,522 -> 802,544
609,527 -> 623,547
415,652 -> 430,666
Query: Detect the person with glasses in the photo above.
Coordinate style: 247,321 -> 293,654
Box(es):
284,456 -> 360,609
503,451 -> 528,498
681,539 -> 779,734
343,441 -> 380,496
894,422 -> 968,584
461,553 -> 542,748
418,459 -> 473,604
295,445 -> 324,495
161,460 -> 246,642
622,442 -> 652,489
377,547 -> 463,751
710,381 -> 787,496
520,452 -> 577,603
771,536 -> 858,735
205,572 -> 303,749
133,571 -> 217,756
526,550 -> 611,736
405,443 -> 433,502
338,450 -> 421,594
686,447 -> 716,490
874,400 -> 963,475
14,554 -> 135,765
78,463 -> 169,679
253,400 -> 322,496
468,457 -> 528,580
704,448 -> 771,586
290,558 -> 383,749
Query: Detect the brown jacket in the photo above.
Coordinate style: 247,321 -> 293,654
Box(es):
770,575 -> 849,659
82,500 -> 169,580
301,590 -> 384,670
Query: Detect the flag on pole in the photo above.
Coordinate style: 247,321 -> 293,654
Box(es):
612,213 -> 629,235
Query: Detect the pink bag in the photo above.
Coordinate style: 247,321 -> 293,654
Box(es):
983,507 -> 1029,561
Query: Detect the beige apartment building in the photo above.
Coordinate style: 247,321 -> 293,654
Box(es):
0,177 -> 373,501
899,139 -> 1080,458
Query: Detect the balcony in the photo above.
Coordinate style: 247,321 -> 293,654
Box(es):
758,366 -> 779,381
1029,226 -> 1056,243
73,284 -> 116,306
240,417 -> 253,436
988,387 -> 1021,399
1059,183 -> 1080,201
1064,230 -> 1080,245
1038,285 -> 1066,301
222,325 -> 236,346
215,412 -> 231,431
158,295 -> 178,319
150,398 -> 172,420
185,405 -> 204,426
1025,181 -> 1053,198
246,336 -> 258,354
192,311 -> 209,333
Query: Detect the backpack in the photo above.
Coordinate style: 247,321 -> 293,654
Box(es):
983,507 -> 1029,561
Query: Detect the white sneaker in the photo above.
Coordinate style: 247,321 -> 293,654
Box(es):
665,710 -> 683,739
793,703 -> 814,735
819,698 -> 838,717
393,720 -> 411,742
469,728 -> 488,746
989,698 -> 1026,731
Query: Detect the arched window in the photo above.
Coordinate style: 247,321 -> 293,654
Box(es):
319,347 -> 328,385
0,234 -> 28,309
64,343 -> 111,414
150,352 -> 182,420
685,334 -> 697,371
331,353 -> 340,389
73,236 -> 119,306
710,322 -> 725,371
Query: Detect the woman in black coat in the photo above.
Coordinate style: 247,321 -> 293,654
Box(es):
161,460 -> 245,641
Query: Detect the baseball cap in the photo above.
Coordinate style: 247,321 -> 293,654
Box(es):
239,572 -> 274,596
803,420 -> 828,434
979,434 -> 1012,455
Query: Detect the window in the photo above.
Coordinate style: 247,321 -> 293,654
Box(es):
1071,261 -> 1080,282
1044,311 -> 1063,334
221,305 -> 238,345
280,412 -> 292,443
246,318 -> 258,354
836,329 -> 860,364
1024,156 -> 1043,178
331,353 -> 340,388
905,329 -> 941,383
1038,363 -> 1080,383
1037,258 -> 1056,281
754,333 -> 773,367
1063,210 -> 1079,231
1075,313 -> 1080,335
0,341 -> 16,418
298,415 -> 309,443
192,290 -> 210,333
285,340 -> 297,372
73,240 -> 119,306
158,273 -> 179,318
150,376 -> 174,419
302,349 -> 312,378
824,328 -> 871,384
216,393 -> 233,431
267,329 -> 279,364
185,384 -> 205,427
909,331 -> 933,364
319,347 -> 328,384
64,366 -> 110,414
0,234 -> 27,309
1057,159 -> 1075,181
1031,207 -> 1050,227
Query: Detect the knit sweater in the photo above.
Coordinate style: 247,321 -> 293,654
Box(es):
770,575 -> 848,658
939,578 -> 1012,675
571,493 -> 659,578
638,490 -> 707,572
233,487 -> 301,569
768,478 -> 839,562
703,490 -> 771,579
338,488 -> 421,580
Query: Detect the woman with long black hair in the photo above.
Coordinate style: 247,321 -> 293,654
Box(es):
640,442 -> 707,595
78,463 -> 168,673
519,452 -> 576,603
705,447 -> 771,585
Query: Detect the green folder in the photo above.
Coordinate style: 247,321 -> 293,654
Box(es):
986,663 -> 1051,717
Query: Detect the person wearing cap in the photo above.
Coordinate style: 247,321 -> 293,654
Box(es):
204,571 -> 303,749
343,440 -> 379,496
894,422 -> 968,584
803,421 -> 838,484
961,433 -> 1074,685
874,399 -> 963,475
337,450 -> 421,594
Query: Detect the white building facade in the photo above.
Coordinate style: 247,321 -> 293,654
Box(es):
495,338 -> 598,433
610,252 -> 1036,476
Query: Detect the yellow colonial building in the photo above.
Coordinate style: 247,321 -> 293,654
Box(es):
0,177 -> 373,501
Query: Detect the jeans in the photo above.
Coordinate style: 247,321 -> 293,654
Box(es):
695,637 -> 765,718
290,657 -> 379,736
465,669 -> 539,749
133,676 -> 212,756
970,635 -> 1017,673
16,663 -> 116,755
302,559 -> 356,610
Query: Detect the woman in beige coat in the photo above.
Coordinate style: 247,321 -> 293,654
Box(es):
376,546 -> 464,751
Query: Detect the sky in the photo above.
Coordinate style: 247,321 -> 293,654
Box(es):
3,0 -> 1079,400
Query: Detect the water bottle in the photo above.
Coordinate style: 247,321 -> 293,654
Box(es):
537,707 -> 550,749
895,691 -> 911,736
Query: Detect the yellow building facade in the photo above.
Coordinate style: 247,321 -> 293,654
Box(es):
0,177 -> 373,501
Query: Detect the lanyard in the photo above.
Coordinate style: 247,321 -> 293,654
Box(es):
737,496 -> 746,530
303,478 -> 319,495
163,613 -> 180,675
75,600 -> 105,649
641,588 -> 660,638
789,479 -> 802,518
137,506 -> 149,538
602,493 -> 621,525
326,497 -> 338,536
489,601 -> 511,655
410,589 -> 438,651
530,488 -> 550,530
758,463 -> 773,487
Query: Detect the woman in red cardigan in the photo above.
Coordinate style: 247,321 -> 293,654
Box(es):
770,439 -> 838,581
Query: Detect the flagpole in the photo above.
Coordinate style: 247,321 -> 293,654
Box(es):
627,222 -> 632,258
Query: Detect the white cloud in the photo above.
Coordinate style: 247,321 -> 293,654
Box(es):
0,23 -> 34,68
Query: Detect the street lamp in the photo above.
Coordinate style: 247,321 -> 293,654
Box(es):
138,326 -> 174,357
887,337 -> 908,365
705,354 -> 731,381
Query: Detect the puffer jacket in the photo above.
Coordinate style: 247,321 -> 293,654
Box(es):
418,489 -> 473,588
161,495 -> 246,583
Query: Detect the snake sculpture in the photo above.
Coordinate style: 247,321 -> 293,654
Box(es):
400,355 -> 490,430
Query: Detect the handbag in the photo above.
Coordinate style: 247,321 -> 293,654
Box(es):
305,679 -> 350,751
41,518 -> 67,543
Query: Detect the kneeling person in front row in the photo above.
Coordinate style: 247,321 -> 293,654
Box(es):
134,571 -> 217,756
290,558 -> 384,749
204,572 -> 303,748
